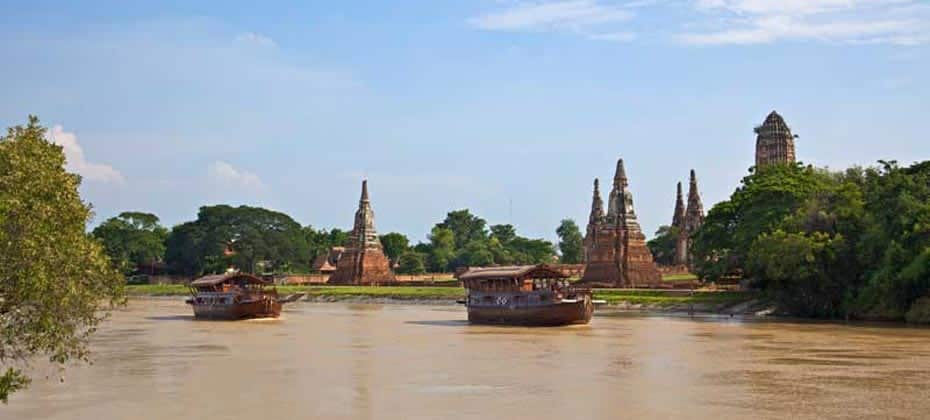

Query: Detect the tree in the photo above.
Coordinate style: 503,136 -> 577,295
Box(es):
92,212 -> 168,274
490,224 -> 517,245
647,225 -> 680,266
747,231 -> 849,317
379,232 -> 410,264
0,116 -> 124,403
427,226 -> 455,272
457,240 -> 495,267
854,161 -> 930,317
165,205 -> 309,275
507,236 -> 556,264
555,219 -> 584,264
692,163 -> 832,282
396,251 -> 427,274
438,209 -> 488,249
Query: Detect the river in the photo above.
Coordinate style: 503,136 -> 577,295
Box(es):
3,300 -> 930,419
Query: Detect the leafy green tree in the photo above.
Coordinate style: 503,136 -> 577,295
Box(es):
854,161 -> 930,316
165,205 -> 309,275
92,212 -> 168,273
427,226 -> 455,272
0,116 -> 124,403
438,209 -> 488,249
507,236 -> 556,264
396,251 -> 427,274
747,231 -> 850,317
379,232 -> 410,264
490,224 -> 517,245
647,225 -> 680,266
556,219 -> 584,264
457,240 -> 495,267
487,236 -> 513,265
692,163 -> 832,282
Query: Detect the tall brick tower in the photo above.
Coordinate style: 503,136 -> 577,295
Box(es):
328,180 -> 396,285
755,110 -> 797,168
580,159 -> 662,287
680,170 -> 705,268
580,178 -> 622,286
672,181 -> 688,266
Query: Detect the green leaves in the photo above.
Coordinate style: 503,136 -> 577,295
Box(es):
556,219 -> 584,264
694,160 -> 930,320
0,116 -> 124,402
647,225 -> 680,266
0,368 -> 30,404
165,205 -> 309,275
92,212 -> 167,274
378,232 -> 410,264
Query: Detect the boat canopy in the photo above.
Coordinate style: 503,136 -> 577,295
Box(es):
458,264 -> 567,282
190,273 -> 268,288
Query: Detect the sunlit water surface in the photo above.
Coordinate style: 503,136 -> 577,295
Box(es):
4,300 -> 930,419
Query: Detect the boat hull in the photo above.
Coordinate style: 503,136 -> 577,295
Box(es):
191,299 -> 282,320
467,296 -> 593,326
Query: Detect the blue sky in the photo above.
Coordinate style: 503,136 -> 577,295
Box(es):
2,0 -> 928,244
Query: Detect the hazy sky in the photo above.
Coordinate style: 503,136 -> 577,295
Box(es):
2,0 -> 928,244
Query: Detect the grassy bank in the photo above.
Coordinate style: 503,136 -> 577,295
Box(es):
594,289 -> 753,306
125,284 -> 754,308
662,273 -> 699,282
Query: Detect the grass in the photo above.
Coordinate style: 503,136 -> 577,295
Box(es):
593,289 -> 754,307
662,273 -> 699,282
125,284 -> 755,307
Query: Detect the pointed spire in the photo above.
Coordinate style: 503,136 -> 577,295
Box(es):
685,170 -> 704,232
614,158 -> 628,187
589,178 -> 605,224
672,182 -> 686,228
360,179 -> 370,203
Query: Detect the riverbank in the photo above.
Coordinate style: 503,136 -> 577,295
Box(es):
126,285 -> 764,315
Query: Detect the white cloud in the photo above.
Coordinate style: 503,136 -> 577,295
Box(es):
468,1 -> 636,39
470,1 -> 632,30
208,161 -> 267,192
47,125 -> 125,185
586,31 -> 637,42
234,32 -> 277,48
682,0 -> 930,45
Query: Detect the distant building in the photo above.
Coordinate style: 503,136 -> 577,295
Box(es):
311,247 -> 344,274
578,159 -> 662,287
755,110 -> 797,167
328,180 -> 396,285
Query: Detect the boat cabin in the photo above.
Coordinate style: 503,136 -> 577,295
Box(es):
460,265 -> 570,293
189,273 -> 276,301
458,264 -> 593,326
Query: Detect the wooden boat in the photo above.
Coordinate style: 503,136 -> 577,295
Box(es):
186,273 -> 294,320
459,265 -> 594,326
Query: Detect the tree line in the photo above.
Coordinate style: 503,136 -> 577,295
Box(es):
649,161 -> 930,322
93,207 -> 586,277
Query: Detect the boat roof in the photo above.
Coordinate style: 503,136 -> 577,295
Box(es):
458,264 -> 567,281
190,273 -> 268,287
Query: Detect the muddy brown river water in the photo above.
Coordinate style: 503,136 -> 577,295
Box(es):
3,300 -> 930,419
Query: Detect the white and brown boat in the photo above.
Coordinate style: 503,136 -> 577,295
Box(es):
186,273 -> 301,320
459,265 -> 594,326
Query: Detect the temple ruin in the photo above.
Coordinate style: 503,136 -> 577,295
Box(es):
755,110 -> 797,168
579,159 -> 662,287
328,180 -> 396,285
672,170 -> 705,268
